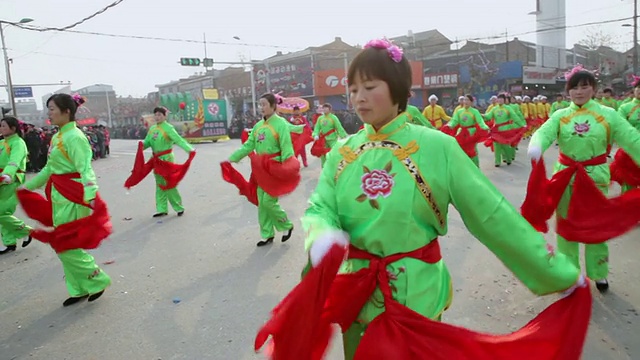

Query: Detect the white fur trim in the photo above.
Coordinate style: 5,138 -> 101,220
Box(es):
561,274 -> 586,297
527,145 -> 542,161
309,230 -> 349,267
428,94 -> 438,102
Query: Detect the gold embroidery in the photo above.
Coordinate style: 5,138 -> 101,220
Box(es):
334,140 -> 445,228
1,141 -> 10,156
392,140 -> 419,160
257,123 -> 279,140
54,134 -> 72,162
368,133 -> 388,141
560,108 -> 611,143
339,146 -> 357,163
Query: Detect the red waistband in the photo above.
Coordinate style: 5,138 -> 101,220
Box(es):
326,239 -> 442,331
558,153 -> 607,167
153,149 -> 173,157
322,129 -> 336,137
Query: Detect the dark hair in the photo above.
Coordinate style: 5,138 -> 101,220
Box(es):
260,93 -> 278,110
497,94 -> 507,101
292,105 -> 300,111
465,94 -> 474,103
322,103 -> 332,110
47,93 -> 81,121
603,88 -> 613,94
153,107 -> 167,115
566,71 -> 597,92
556,93 -> 564,98
1,116 -> 22,138
347,47 -> 412,113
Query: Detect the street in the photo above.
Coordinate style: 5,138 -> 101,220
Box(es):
0,138 -> 639,360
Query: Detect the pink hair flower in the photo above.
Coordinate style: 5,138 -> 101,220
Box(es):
564,64 -> 596,82
631,74 -> 640,87
364,38 -> 403,63
274,92 -> 284,105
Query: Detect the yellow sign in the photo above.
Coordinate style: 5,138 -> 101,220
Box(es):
202,88 -> 219,100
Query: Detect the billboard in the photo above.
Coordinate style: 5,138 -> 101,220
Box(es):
254,57 -> 314,97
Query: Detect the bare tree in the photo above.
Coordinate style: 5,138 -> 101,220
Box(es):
579,28 -> 614,51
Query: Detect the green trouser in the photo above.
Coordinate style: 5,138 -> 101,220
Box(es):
509,145 -> 516,161
257,186 -> 292,239
50,185 -> 111,296
494,143 -> 511,165
320,139 -> 338,167
342,315 -> 443,359
621,183 -> 635,194
154,173 -> 184,213
556,183 -> 609,280
470,145 -> 480,168
0,182 -> 32,246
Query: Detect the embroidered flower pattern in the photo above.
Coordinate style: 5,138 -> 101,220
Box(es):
546,243 -> 555,258
572,121 -> 590,137
257,132 -> 266,142
355,161 -> 395,210
152,132 -> 159,140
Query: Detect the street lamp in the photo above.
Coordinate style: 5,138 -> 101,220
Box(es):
0,17 -> 33,117
233,36 -> 257,116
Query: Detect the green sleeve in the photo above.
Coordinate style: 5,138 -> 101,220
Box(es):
2,140 -> 26,180
473,109 -> 490,130
333,114 -> 348,138
167,125 -> 194,153
447,110 -> 460,128
67,135 -> 98,203
444,139 -> 579,294
618,104 -> 630,121
529,112 -> 561,151
24,165 -> 52,190
410,109 -> 434,128
302,145 -> 342,251
277,120 -> 295,161
549,104 -> 557,115
483,107 -> 495,121
285,122 -> 304,134
229,125 -> 257,162
513,108 -> 527,127
142,127 -> 152,150
609,109 -> 640,163
312,117 -> 321,138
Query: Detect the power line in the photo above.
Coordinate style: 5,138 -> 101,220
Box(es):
5,0 -> 126,32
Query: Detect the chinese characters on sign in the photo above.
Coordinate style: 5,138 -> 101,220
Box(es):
522,66 -> 558,85
201,121 -> 227,137
423,73 -> 459,89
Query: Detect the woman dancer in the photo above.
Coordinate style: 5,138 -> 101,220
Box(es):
443,94 -> 490,167
21,94 -> 111,306
0,116 -> 32,254
527,66 -> 640,292
611,76 -> 640,193
257,39 -> 586,359
227,93 -> 296,246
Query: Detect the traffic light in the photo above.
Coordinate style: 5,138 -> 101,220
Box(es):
1,107 -> 12,116
180,58 -> 201,66
203,58 -> 214,67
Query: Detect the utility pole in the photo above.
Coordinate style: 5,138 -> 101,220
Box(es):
343,52 -> 349,109
0,24 -> 17,117
505,28 -> 509,62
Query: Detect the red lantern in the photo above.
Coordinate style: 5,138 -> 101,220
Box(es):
179,102 -> 186,110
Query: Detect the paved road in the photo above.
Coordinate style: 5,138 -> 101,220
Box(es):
0,138 -> 638,360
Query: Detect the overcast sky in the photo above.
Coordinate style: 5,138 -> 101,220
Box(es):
0,0 -> 634,107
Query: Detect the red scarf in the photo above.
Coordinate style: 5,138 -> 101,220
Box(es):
521,155 -> 640,243
310,129 -> 336,157
124,141 -> 195,190
483,121 -> 528,150
441,125 -> 489,157
610,149 -> 640,187
17,173 -> 111,253
220,153 -> 300,206
241,128 -> 313,156
255,243 -> 591,360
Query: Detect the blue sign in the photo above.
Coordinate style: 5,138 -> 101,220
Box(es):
13,86 -> 33,98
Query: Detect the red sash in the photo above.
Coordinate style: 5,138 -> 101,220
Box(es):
310,129 -> 336,157
255,242 -> 591,359
522,154 -> 640,243
17,173 -> 112,253
124,141 -> 195,190
610,149 -> 640,187
441,125 -> 489,157
220,152 -> 301,206
483,120 -> 528,150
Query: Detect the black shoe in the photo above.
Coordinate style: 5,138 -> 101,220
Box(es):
506,162 -> 512,166
177,211 -> 184,217
88,290 -> 105,302
256,237 -> 274,247
22,236 -> 32,248
494,164 -> 500,167
63,295 -> 88,307
281,227 -> 293,242
0,245 -> 16,254
152,212 -> 168,218
595,279 -> 609,293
